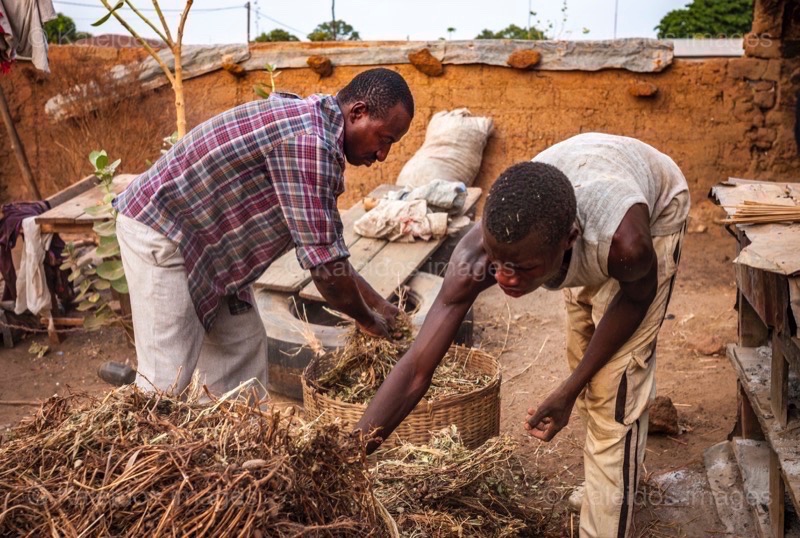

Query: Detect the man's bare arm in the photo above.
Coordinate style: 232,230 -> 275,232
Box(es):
527,204 -> 658,441
311,259 -> 391,338
356,226 -> 494,452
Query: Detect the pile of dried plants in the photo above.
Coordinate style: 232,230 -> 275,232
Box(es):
374,426 -> 543,537
317,316 -> 491,404
0,387 -> 381,537
0,388 -> 542,537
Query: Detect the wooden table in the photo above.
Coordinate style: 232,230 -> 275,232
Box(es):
36,174 -> 137,234
255,184 -> 481,301
28,174 -> 137,343
712,178 -> 800,538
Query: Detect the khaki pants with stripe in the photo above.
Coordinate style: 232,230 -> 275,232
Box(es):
116,214 -> 269,400
564,228 -> 683,538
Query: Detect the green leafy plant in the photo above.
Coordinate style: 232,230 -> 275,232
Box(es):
254,29 -> 299,42
161,131 -> 179,155
43,13 -> 92,44
254,63 -> 281,99
307,19 -> 360,41
655,0 -> 753,39
60,151 -> 129,332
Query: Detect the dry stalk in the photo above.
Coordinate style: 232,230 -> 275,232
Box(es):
373,426 -> 544,537
317,320 -> 491,404
0,387 -> 380,537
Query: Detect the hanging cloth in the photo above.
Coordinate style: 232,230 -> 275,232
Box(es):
0,0 -> 56,73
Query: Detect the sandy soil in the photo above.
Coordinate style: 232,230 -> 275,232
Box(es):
0,216 -> 741,537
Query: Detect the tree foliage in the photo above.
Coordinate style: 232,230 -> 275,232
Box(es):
307,19 -> 360,41
44,13 -> 91,44
254,28 -> 299,42
475,24 -> 545,40
655,0 -> 753,38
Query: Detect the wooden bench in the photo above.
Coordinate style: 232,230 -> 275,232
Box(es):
255,184 -> 481,302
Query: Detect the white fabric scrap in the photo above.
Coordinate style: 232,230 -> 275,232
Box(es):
354,199 -> 448,242
386,179 -> 467,213
15,215 -> 52,315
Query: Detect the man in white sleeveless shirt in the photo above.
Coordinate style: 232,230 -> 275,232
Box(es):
357,133 -> 690,537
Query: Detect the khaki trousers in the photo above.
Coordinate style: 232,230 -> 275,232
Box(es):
564,229 -> 683,538
116,214 -> 268,399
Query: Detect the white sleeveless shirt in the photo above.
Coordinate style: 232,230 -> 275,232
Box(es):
534,133 -> 689,290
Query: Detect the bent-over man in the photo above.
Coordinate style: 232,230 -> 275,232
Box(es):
357,132 -> 689,537
115,68 -> 414,398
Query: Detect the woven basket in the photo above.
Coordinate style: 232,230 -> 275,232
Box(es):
302,345 -> 501,450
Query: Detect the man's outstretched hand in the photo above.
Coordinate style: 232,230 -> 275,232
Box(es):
375,300 -> 401,331
356,310 -> 392,339
525,390 -> 576,442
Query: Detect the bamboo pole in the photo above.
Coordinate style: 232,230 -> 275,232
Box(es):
0,85 -> 41,199
719,201 -> 800,224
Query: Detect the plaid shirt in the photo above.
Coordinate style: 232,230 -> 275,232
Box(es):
114,93 -> 349,331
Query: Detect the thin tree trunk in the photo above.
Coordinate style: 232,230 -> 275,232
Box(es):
172,46 -> 186,138
0,86 -> 41,199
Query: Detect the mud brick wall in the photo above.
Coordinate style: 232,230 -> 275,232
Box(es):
1,32 -> 798,209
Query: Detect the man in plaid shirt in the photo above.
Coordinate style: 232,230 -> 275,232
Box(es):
114,68 -> 414,398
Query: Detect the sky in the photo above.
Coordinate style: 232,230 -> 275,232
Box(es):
53,0 -> 692,45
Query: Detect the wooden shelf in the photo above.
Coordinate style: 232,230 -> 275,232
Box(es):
727,344 -> 800,514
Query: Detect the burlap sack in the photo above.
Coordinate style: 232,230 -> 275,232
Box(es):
396,108 -> 493,188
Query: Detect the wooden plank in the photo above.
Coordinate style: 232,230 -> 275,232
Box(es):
39,222 -> 95,235
44,175 -> 96,208
461,187 -> 481,216
771,447 -> 786,538
36,190 -> 95,224
737,381 -> 766,441
727,345 -> 800,514
298,236 -> 386,301
298,187 -> 480,301
772,334 -> 790,428
739,291 -> 769,347
254,202 -> 367,292
72,175 -> 137,224
36,174 -> 136,227
356,237 -> 446,300
736,260 -> 791,336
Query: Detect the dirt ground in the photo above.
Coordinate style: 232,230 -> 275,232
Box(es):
0,208 -> 740,537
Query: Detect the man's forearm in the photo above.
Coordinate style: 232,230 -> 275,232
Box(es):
561,290 -> 653,399
353,270 -> 389,312
311,260 -> 374,325
356,354 -> 430,453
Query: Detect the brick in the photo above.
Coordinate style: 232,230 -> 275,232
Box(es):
762,59 -> 782,82
748,127 -> 778,149
506,50 -> 541,70
764,109 -> 786,127
743,33 -> 782,59
728,57 -> 769,80
750,80 -> 774,91
732,98 -> 756,121
753,88 -> 777,109
751,0 -> 784,37
408,48 -> 443,77
306,55 -> 333,78
627,81 -> 658,97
